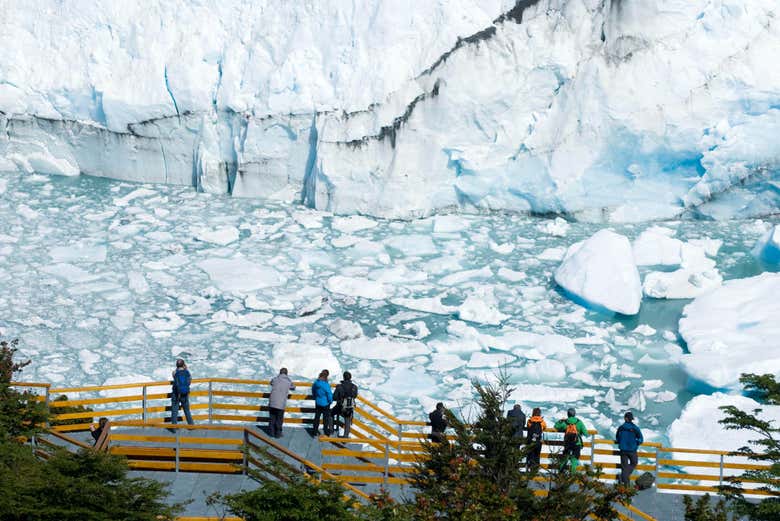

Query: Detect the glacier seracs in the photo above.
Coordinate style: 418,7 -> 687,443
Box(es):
1,0 -> 779,219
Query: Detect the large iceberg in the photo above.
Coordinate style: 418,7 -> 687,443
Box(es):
554,230 -> 641,315
678,273 -> 780,389
2,0 -> 780,219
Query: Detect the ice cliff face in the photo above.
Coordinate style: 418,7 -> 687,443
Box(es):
1,0 -> 779,220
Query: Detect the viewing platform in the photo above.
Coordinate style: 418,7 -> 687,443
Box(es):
13,378 -> 776,521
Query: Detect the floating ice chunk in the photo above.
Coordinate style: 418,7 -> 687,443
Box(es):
633,325 -> 656,337
433,215 -> 469,233
113,188 -> 157,207
752,225 -> 780,264
328,319 -> 363,340
632,228 -> 683,266
429,353 -> 466,372
555,230 -> 641,315
404,321 -> 430,339
194,226 -> 240,246
143,312 -> 185,331
17,204 -> 39,220
538,247 -> 566,261
457,294 -> 509,325
197,257 -> 285,293
511,384 -> 598,403
497,268 -> 526,282
326,275 -> 389,300
332,215 -> 377,233
368,265 -> 427,284
341,336 -> 429,360
40,263 -> 101,284
391,295 -> 456,315
538,217 -> 570,237
291,211 -> 323,229
128,271 -> 150,293
467,351 -> 516,368
384,235 -> 437,256
99,374 -> 155,397
178,295 -> 212,316
0,178 -> 6,195
669,393 -> 780,453
271,343 -> 342,380
627,389 -> 647,412
679,273 -> 780,389
49,242 -> 107,263
78,349 -> 101,374
517,359 -> 567,382
110,309 -> 135,330
643,268 -> 722,299
688,238 -> 723,257
489,241 -> 514,255
211,310 -> 273,328
376,368 -> 436,398
439,266 -> 492,286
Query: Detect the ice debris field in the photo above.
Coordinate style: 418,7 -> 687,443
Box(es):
1,171 -> 779,447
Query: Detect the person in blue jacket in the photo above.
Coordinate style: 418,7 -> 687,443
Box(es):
615,411 -> 644,486
311,369 -> 333,436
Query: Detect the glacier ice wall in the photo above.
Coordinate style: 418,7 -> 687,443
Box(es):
1,0 -> 779,220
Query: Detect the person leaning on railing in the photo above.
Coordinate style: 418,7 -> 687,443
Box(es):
90,417 -> 109,445
268,367 -> 295,438
311,369 -> 333,436
429,402 -> 448,443
170,358 -> 194,427
615,411 -> 644,486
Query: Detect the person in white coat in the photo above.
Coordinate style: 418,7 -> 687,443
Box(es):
268,368 -> 295,438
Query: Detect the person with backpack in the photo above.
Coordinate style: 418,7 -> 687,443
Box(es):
615,411 -> 644,486
268,367 -> 295,438
507,403 -> 526,442
429,402 -> 448,443
171,358 -> 194,426
526,407 -> 547,471
311,370 -> 333,436
554,408 -> 588,472
332,371 -> 358,438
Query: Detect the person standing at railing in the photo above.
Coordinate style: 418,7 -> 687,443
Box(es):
615,411 -> 644,486
268,367 -> 295,438
526,407 -> 547,471
311,369 -> 333,436
332,371 -> 358,438
90,417 -> 109,445
429,402 -> 448,443
170,358 -> 193,426
507,403 -> 526,441
554,408 -> 588,472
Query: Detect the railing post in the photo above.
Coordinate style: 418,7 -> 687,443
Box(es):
142,386 -> 147,423
175,428 -> 180,473
719,454 -> 724,490
654,446 -> 660,484
243,429 -> 248,475
383,441 -> 390,486
44,386 -> 51,428
397,422 -> 403,441
208,381 -> 213,424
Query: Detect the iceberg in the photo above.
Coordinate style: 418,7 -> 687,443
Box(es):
554,230 -> 642,315
678,273 -> 780,389
752,225 -> 780,264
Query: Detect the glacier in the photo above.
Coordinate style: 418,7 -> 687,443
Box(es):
2,0 -> 780,219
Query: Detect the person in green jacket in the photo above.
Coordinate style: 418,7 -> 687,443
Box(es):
554,408 -> 588,472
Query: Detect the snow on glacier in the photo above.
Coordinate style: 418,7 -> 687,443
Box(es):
1,0 -> 779,219
0,172 -> 778,444
679,273 -> 780,390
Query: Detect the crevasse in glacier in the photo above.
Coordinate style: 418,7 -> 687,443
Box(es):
1,0 -> 779,219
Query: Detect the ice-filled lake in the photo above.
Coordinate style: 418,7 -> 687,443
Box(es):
1,171 -> 776,444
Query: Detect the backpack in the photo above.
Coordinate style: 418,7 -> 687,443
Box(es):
527,420 -> 543,444
636,472 -> 655,490
174,369 -> 190,395
339,382 -> 357,416
563,421 -> 579,450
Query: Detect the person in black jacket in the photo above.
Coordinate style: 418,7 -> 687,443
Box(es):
429,402 -> 448,443
332,371 -> 358,438
90,417 -> 109,445
507,404 -> 526,443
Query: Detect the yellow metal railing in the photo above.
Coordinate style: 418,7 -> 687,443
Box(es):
13,378 -> 778,501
